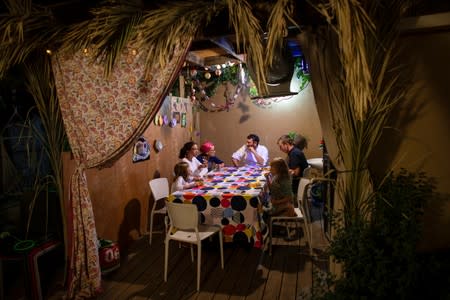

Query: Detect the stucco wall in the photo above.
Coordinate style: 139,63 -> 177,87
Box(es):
198,83 -> 323,165
371,29 -> 450,251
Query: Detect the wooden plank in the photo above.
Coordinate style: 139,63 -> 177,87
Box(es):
244,240 -> 277,300
167,239 -> 231,299
149,244 -> 198,300
194,244 -> 240,300
228,247 -> 265,300
279,232 -> 302,300
91,228 -> 329,300
98,236 -> 164,298
297,254 -> 313,297
114,240 -> 187,299
261,226 -> 293,300
212,246 -> 255,300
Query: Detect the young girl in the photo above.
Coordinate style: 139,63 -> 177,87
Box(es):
264,157 -> 296,217
171,161 -> 201,193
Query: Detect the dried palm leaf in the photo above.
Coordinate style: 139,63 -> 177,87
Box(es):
0,0 -> 64,77
24,55 -> 68,280
225,0 -> 267,95
138,0 -> 214,79
60,0 -> 144,76
265,0 -> 297,67
312,0 -> 412,226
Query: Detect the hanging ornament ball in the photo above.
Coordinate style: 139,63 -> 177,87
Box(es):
204,72 -> 211,79
191,88 -> 196,94
215,69 -> 222,76
190,69 -> 197,77
190,95 -> 196,102
200,89 -> 206,96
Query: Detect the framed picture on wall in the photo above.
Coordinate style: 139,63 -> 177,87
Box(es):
181,113 -> 187,127
173,112 -> 181,124
132,136 -> 150,163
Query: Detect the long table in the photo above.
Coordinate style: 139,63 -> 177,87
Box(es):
168,166 -> 267,248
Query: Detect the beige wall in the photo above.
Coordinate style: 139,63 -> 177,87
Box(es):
198,83 -> 323,165
371,29 -> 450,251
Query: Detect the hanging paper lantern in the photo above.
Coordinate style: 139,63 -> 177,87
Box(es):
204,72 -> 211,79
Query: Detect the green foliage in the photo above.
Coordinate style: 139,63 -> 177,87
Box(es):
294,57 -> 311,92
184,64 -> 242,98
315,169 -> 438,299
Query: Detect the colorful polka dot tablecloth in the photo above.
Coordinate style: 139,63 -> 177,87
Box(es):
169,166 -> 268,248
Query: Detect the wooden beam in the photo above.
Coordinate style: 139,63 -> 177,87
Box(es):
399,12 -> 450,31
185,52 -> 205,66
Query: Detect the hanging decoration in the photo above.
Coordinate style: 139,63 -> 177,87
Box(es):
132,136 -> 150,163
182,63 -> 248,112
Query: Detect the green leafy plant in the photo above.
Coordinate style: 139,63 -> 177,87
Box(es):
294,57 -> 311,91
310,169 -> 438,299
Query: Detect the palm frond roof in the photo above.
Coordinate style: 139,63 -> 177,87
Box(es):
1,0 -> 319,95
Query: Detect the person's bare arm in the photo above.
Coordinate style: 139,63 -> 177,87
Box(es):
232,158 -> 239,167
249,146 -> 264,165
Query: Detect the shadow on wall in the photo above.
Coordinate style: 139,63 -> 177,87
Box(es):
369,65 -> 426,182
118,198 -> 141,259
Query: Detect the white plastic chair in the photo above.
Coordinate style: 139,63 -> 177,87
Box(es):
164,201 -> 224,291
268,178 -> 313,256
148,178 -> 169,245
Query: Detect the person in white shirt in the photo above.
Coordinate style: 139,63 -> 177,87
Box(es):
178,141 -> 208,178
171,162 -> 201,193
232,133 -> 269,167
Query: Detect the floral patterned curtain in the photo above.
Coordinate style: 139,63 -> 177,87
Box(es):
51,38 -> 191,298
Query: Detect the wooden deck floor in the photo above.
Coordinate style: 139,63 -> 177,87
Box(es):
97,222 -> 329,300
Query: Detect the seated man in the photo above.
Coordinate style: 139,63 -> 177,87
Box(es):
277,134 -> 309,195
232,133 -> 269,167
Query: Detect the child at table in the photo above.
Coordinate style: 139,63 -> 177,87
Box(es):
196,141 -> 225,171
263,157 -> 296,217
171,162 -> 202,193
